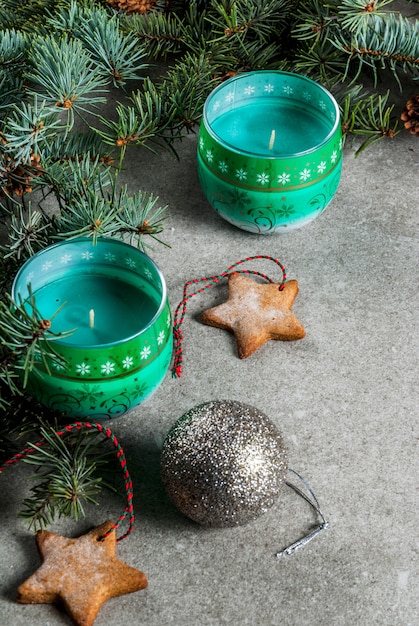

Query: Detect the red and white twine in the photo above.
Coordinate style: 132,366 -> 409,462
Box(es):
172,255 -> 287,378
0,421 -> 134,542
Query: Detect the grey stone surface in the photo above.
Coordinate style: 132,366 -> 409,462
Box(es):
0,104 -> 417,625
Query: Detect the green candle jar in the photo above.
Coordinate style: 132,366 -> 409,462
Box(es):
197,70 -> 343,233
12,238 -> 172,419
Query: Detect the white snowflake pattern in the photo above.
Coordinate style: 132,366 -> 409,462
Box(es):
26,271 -> 35,283
206,149 -> 214,163
339,138 -> 343,150
122,356 -> 134,369
144,267 -> 153,279
141,346 -> 151,360
225,92 -> 235,104
166,313 -> 171,327
101,361 -> 115,375
105,252 -> 116,262
81,251 -> 94,260
199,137 -> 204,150
257,173 -> 269,186
300,168 -> 311,181
244,86 -> 255,95
42,261 -> 53,271
235,168 -> 247,181
60,254 -> 72,264
125,257 -> 136,269
264,83 -> 274,93
218,161 -> 228,173
330,150 -> 337,164
277,172 -> 291,185
212,100 -> 221,112
283,85 -> 293,95
317,161 -> 327,174
318,99 -> 326,110
303,91 -> 312,101
52,360 -> 66,371
157,330 -> 165,345
76,363 -> 91,375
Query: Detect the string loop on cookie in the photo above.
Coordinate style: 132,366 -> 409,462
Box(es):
0,421 -> 134,542
172,255 -> 287,378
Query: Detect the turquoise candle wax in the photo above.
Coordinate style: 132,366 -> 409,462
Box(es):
197,71 -> 343,233
12,238 -> 173,419
211,100 -> 331,157
34,275 -> 159,346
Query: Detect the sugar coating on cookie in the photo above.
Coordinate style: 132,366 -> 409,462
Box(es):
200,272 -> 305,358
17,520 -> 147,626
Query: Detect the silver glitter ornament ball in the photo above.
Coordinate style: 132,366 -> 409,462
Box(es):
160,400 -> 288,527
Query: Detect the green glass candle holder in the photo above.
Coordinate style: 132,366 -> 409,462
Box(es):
12,238 -> 172,419
197,70 -> 343,233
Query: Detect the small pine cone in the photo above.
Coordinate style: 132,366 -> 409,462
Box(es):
0,154 -> 44,198
105,0 -> 158,14
400,95 -> 419,137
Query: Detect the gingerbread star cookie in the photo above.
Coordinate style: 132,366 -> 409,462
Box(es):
17,520 -> 147,626
200,272 -> 305,358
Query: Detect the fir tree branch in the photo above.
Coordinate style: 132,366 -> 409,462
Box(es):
333,12 -> 419,86
0,71 -> 25,112
74,9 -> 150,87
293,39 -> 348,83
94,96 -> 165,162
291,0 -> 339,44
52,171 -> 170,251
52,192 -> 121,243
0,202 -> 51,261
350,92 -> 400,155
162,52 -> 217,130
330,84 -> 399,154
332,83 -> 367,136
40,154 -> 113,212
336,0 -> 396,35
1,287 -> 74,389
0,27 -> 28,70
1,96 -> 62,165
18,425 -> 116,531
0,0 -> 70,32
120,10 -> 187,59
209,0 -> 290,47
95,51 -> 217,157
43,131 -> 113,167
26,34 -> 109,122
112,188 -> 170,250
0,29 -> 29,109
40,0 -> 110,39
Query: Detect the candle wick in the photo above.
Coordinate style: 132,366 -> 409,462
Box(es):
269,129 -> 276,151
89,309 -> 95,329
